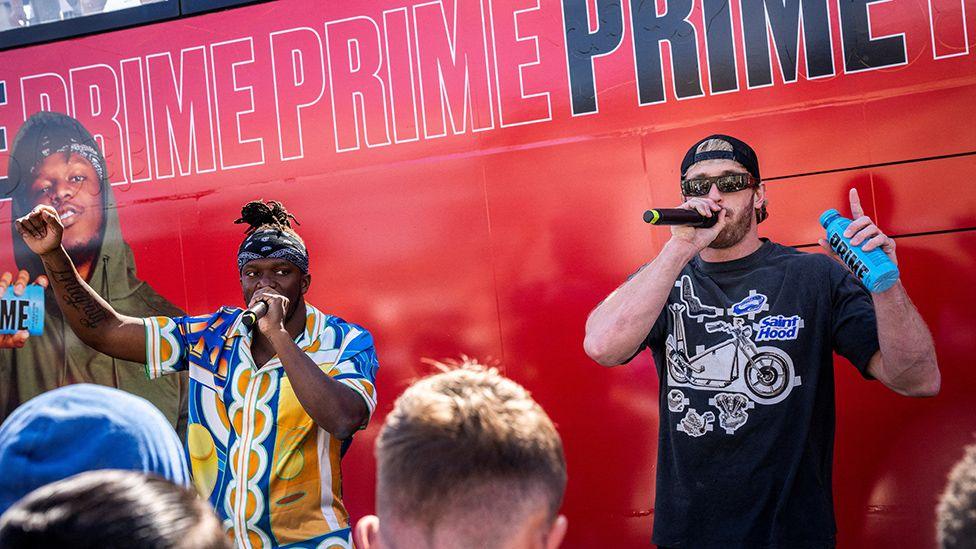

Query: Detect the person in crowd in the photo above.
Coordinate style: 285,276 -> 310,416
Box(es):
355,363 -> 567,549
0,383 -> 188,515
14,198 -> 378,548
0,111 -> 187,438
0,469 -> 230,548
584,135 -> 940,547
6,0 -> 61,27
938,443 -> 976,549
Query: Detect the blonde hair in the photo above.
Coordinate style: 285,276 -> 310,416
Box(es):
938,444 -> 976,548
690,138 -> 768,223
695,138 -> 734,154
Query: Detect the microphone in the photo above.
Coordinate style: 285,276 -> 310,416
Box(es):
643,208 -> 719,228
240,301 -> 268,328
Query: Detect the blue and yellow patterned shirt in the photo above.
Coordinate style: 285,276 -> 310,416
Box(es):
143,304 -> 378,548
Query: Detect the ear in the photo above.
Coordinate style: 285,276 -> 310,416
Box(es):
544,515 -> 568,549
354,515 -> 380,549
754,182 -> 767,209
300,273 -> 311,295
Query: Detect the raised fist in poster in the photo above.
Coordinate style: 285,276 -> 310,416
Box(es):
15,205 -> 64,257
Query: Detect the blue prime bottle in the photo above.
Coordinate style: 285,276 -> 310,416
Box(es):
819,209 -> 900,293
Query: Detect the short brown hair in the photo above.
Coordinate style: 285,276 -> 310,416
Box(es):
376,362 -> 566,534
938,444 -> 976,548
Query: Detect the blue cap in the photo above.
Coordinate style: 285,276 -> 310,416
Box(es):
0,384 -> 189,515
819,208 -> 842,228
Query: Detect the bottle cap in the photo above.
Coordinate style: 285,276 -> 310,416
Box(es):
819,209 -> 842,229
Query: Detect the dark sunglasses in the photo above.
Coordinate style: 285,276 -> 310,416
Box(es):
681,173 -> 759,197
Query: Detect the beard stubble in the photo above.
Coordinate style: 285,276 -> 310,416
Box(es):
708,205 -> 754,249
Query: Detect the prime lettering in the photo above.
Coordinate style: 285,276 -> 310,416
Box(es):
564,0 -> 912,113
829,233 -> 870,281
0,0 -> 965,176
0,299 -> 30,331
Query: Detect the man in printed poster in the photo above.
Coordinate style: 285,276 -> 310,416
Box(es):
584,135 -> 940,548
0,111 -> 188,436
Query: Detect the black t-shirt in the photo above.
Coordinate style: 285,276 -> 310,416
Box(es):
640,239 -> 879,549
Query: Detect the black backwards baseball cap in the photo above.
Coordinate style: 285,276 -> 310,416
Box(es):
679,134 -> 768,223
680,134 -> 761,181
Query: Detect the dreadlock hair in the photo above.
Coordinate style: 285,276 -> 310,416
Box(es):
234,200 -> 301,235
235,200 -> 310,274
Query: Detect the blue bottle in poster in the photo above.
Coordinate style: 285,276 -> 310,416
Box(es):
819,209 -> 900,293
0,284 -> 45,336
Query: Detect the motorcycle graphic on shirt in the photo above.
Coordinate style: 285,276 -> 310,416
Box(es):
665,275 -> 803,435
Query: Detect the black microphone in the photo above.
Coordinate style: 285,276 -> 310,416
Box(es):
241,301 -> 268,328
643,208 -> 719,228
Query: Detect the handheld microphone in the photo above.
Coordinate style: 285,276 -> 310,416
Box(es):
240,301 -> 268,328
643,208 -> 719,228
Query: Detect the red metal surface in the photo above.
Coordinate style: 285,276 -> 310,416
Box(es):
1,0 -> 975,546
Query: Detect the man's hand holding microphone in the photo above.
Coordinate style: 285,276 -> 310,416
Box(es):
651,197 -> 729,253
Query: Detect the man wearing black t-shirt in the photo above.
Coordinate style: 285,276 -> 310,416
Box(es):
583,135 -> 941,548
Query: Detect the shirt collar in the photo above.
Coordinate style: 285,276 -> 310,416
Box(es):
227,311 -> 250,340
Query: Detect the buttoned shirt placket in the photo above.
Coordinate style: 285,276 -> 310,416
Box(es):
231,332 -> 281,548
229,326 -> 308,548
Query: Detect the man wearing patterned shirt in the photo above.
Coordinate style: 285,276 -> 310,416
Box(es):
13,199 -> 379,548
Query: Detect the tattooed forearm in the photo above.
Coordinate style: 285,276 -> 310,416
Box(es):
49,267 -> 110,329
34,247 -> 148,363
